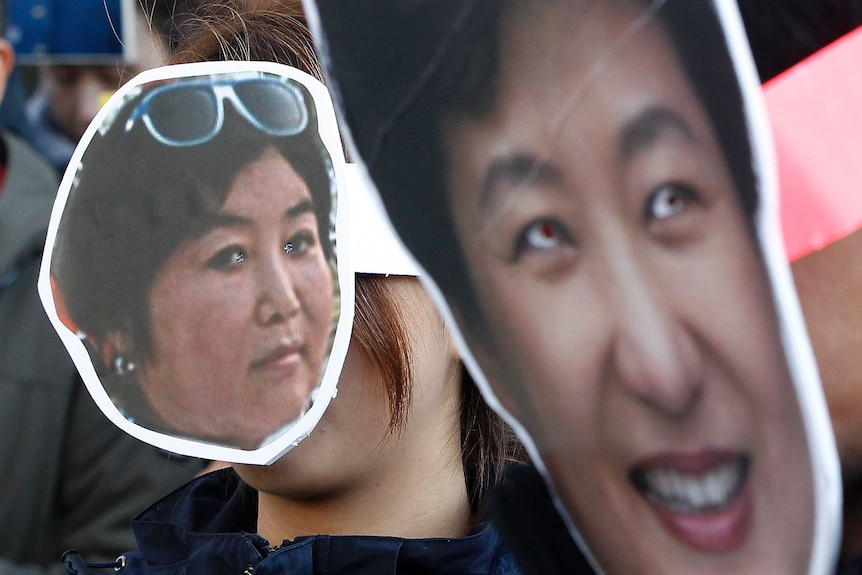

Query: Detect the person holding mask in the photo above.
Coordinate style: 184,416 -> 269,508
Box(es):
56,1 -> 526,573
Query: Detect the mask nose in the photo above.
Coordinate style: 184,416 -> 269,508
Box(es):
609,258 -> 703,419
254,251 -> 301,326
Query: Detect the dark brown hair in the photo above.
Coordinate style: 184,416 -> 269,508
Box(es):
171,0 -> 323,81
353,275 -> 525,512
169,0 -> 524,513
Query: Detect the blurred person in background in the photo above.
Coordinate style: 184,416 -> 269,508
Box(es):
0,0 -> 205,573
21,0 -> 198,175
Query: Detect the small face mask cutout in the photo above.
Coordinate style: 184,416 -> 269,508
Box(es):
303,0 -> 840,573
40,61 -> 419,465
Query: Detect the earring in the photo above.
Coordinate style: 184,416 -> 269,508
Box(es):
114,356 -> 137,376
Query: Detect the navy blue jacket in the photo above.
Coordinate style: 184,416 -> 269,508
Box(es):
111,469 -> 520,575
490,464 -> 595,575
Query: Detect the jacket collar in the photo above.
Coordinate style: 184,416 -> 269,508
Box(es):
131,468 -> 512,575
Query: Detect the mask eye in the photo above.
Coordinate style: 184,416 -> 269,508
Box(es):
648,184 -> 692,220
514,218 -> 573,260
207,246 -> 246,270
284,231 -> 316,256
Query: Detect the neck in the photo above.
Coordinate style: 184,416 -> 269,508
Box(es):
256,431 -> 472,545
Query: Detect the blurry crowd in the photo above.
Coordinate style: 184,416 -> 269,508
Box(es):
0,1 -> 208,573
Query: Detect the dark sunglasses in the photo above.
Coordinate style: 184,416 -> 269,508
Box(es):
124,74 -> 309,146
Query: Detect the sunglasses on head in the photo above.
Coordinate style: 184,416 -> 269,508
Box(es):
124,74 -> 309,147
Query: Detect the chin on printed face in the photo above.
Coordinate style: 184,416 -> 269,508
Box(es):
50,72 -> 338,452
361,0 -> 817,572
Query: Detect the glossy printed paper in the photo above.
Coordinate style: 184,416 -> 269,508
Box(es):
40,61 -> 419,464
304,0 -> 841,572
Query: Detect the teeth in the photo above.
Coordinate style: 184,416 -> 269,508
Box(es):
635,458 -> 748,514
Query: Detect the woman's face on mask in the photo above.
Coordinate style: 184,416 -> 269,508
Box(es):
139,147 -> 334,449
442,0 -> 813,572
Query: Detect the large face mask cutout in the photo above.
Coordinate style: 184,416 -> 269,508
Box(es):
305,0 -> 840,573
40,61 -> 418,464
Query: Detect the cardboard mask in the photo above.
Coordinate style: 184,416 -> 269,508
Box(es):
39,61 -> 419,464
304,0 -> 840,572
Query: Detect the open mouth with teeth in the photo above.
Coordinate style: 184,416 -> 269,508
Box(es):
630,453 -> 752,552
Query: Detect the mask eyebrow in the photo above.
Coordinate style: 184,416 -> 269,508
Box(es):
478,154 -> 562,213
186,212 -> 251,240
286,199 -> 315,219
186,198 -> 316,240
616,105 -> 695,161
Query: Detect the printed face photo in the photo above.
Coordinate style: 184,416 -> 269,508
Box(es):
302,0 -> 832,572
45,64 -> 346,457
439,1 -> 813,572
